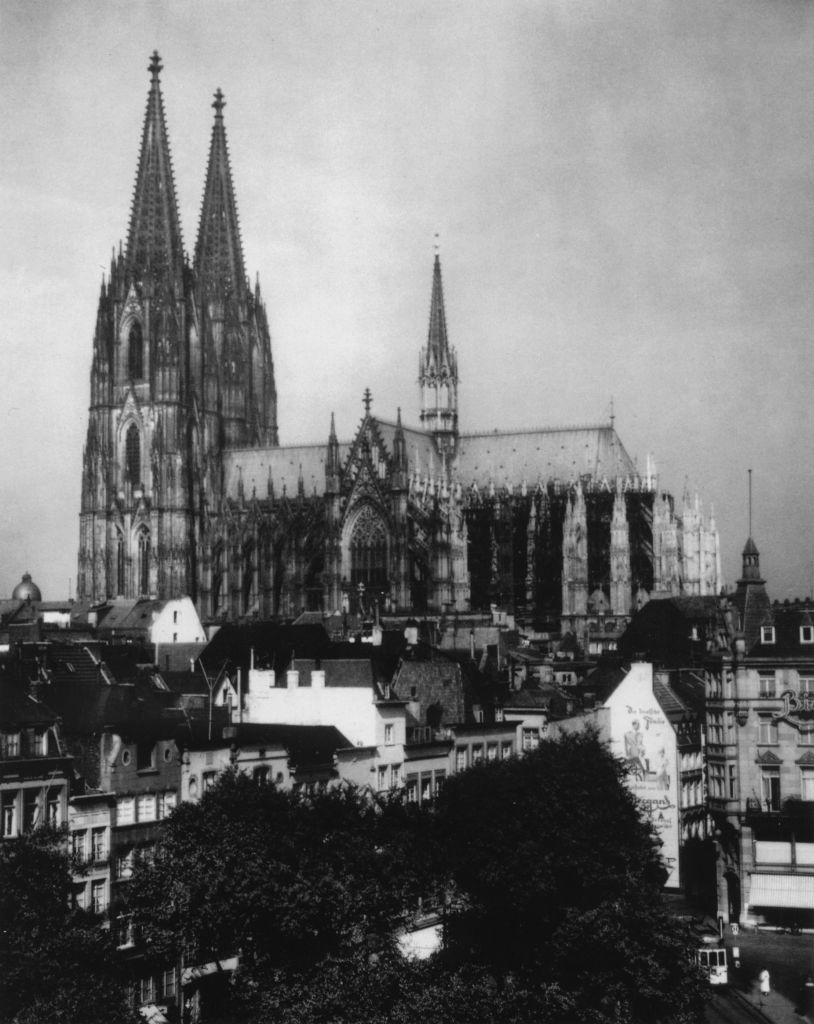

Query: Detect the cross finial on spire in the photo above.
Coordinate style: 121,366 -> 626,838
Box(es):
363,388 -> 372,414
213,88 -> 226,117
149,51 -> 162,81
609,395 -> 615,428
434,232 -> 440,256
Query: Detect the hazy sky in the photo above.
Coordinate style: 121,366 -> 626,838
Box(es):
1,0 -> 813,603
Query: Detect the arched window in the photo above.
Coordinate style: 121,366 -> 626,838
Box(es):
125,424 -> 140,485
349,505 -> 389,591
128,322 -> 143,379
136,528 -> 150,596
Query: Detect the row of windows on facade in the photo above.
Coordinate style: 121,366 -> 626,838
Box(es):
1,787 -> 62,837
706,713 -> 814,746
0,728 -> 55,759
707,672 -> 814,700
457,738 -> 519,773
115,790 -> 177,825
707,763 -> 814,808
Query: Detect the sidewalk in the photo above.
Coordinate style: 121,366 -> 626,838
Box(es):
730,978 -> 812,1024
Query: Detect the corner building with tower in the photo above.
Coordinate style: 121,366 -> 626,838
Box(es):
78,55 -> 721,626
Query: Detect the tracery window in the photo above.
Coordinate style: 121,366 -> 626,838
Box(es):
349,505 -> 388,591
125,424 -> 141,485
128,322 -> 144,379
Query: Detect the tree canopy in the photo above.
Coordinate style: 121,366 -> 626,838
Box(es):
126,731 -> 706,1023
434,729 -> 706,1023
0,825 -> 136,1024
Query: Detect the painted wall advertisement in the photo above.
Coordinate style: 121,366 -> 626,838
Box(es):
609,664 -> 680,889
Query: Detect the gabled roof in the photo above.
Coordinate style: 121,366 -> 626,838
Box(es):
95,599 -> 164,635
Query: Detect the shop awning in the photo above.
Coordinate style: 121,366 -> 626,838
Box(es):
749,873 -> 814,910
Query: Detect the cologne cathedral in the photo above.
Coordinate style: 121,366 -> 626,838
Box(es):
78,54 -> 721,627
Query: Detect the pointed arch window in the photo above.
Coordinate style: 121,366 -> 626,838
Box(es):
212,543 -> 224,616
116,530 -> 125,597
242,543 -> 254,614
349,505 -> 389,592
125,424 -> 141,485
136,528 -> 150,596
128,322 -> 144,380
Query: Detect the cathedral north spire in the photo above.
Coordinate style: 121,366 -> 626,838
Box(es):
125,52 -> 184,288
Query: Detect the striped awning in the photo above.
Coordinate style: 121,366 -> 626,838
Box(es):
749,873 -> 814,910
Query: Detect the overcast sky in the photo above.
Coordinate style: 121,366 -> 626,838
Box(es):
1,0 -> 813,603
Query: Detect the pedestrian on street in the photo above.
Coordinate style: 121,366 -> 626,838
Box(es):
759,968 -> 771,998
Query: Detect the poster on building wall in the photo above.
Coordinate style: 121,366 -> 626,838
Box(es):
610,666 -> 680,889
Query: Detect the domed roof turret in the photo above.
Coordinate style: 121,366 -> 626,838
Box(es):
12,572 -> 42,602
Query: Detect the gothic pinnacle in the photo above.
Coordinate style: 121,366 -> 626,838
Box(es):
213,88 -> 226,118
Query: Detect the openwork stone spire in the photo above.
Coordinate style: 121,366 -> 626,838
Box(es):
125,52 -> 185,287
425,252 -> 454,375
195,88 -> 246,302
419,246 -> 458,454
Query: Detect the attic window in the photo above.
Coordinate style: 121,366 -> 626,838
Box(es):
761,626 -> 776,645
801,625 -> 814,645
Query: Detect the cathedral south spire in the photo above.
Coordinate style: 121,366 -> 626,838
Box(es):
126,52 -> 184,290
195,88 -> 246,302
419,249 -> 458,458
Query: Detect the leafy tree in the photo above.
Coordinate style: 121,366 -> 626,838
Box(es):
0,825 -> 136,1024
127,771 -> 430,1006
433,728 -> 707,1023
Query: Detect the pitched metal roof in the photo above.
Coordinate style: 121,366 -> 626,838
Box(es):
453,425 -> 637,488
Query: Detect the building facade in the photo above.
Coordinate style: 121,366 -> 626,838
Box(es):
78,54 -> 720,629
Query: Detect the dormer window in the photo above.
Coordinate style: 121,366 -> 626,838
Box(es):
761,625 -> 775,645
800,625 -> 814,645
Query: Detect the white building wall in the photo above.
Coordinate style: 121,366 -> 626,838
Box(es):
150,596 -> 206,644
604,662 -> 681,888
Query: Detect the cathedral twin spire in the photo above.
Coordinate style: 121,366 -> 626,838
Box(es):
125,52 -> 246,301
